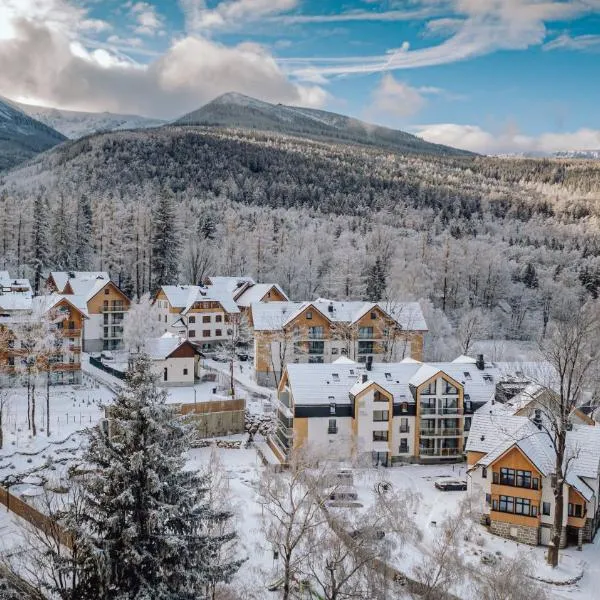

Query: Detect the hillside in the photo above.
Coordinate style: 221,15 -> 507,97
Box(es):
0,97 -> 66,171
16,102 -> 166,139
175,92 -> 473,157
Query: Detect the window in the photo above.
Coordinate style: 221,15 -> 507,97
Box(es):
516,470 -> 532,489
464,417 -> 472,431
203,330 -> 210,337
215,329 -> 222,336
359,326 -> 373,338
215,315 -> 222,323
483,374 -> 493,383
332,373 -> 339,381
183,368 -> 188,375
568,503 -> 584,518
422,381 -> 436,395
373,391 -> 387,402
331,348 -> 339,355
515,497 -> 531,515
399,439 -> 408,453
482,467 -> 487,479
306,311 -> 313,320
202,315 -> 211,323
500,468 -> 516,486
373,431 -> 388,442
444,381 -> 458,395
163,367 -> 168,382
499,495 -> 514,513
485,493 -> 491,505
328,419 -> 337,434
401,402 -> 408,413
188,316 -> 196,323
370,311 -> 377,320
464,400 -> 472,412
189,330 -> 196,338
308,326 -> 323,339
329,400 -> 336,415
373,410 -> 389,422
164,315 -> 167,322
104,288 -> 109,295
399,418 -> 409,433
463,371 -> 472,380
542,502 -> 551,516
8,356 -> 14,366
308,356 -> 324,363
385,372 -> 392,380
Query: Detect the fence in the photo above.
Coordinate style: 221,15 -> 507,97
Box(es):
0,485 -> 73,548
89,356 -> 126,381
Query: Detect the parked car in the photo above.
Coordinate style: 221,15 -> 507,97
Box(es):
434,479 -> 467,491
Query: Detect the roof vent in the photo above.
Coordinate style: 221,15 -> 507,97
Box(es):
361,374 -> 368,384
480,435 -> 485,441
366,356 -> 373,371
328,302 -> 334,313
532,408 -> 543,430
476,354 -> 485,370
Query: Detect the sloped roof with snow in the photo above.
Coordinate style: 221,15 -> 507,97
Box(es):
409,364 -> 441,387
235,283 -> 289,307
0,294 -> 32,311
181,286 -> 240,315
160,285 -> 200,309
142,334 -> 191,360
252,299 -> 427,331
50,271 -> 109,294
31,294 -> 89,318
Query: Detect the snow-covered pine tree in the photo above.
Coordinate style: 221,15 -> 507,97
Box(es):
28,194 -> 52,295
76,355 -> 243,599
364,257 -> 387,302
52,194 -> 73,270
74,194 -> 93,270
151,189 -> 180,291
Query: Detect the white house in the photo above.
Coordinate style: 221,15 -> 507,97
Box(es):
141,334 -> 203,386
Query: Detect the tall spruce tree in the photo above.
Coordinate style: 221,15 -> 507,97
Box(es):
75,355 -> 242,599
364,257 -> 387,301
52,194 -> 72,270
29,194 -> 51,294
74,194 -> 93,270
151,189 -> 180,291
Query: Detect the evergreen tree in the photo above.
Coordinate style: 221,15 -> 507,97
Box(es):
75,355 -> 242,599
364,257 -> 387,301
28,194 -> 51,294
52,194 -> 72,270
74,194 -> 93,270
151,190 -> 180,290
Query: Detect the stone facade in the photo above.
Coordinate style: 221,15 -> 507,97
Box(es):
490,519 -> 539,546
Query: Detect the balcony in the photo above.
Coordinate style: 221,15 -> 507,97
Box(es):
57,329 -> 82,337
440,407 -> 463,415
307,331 -> 325,340
101,303 -> 126,313
419,448 -> 461,457
420,428 -> 461,437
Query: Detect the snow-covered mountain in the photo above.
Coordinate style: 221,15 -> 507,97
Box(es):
175,92 -> 473,156
0,96 -> 66,171
553,150 -> 600,160
16,102 -> 166,139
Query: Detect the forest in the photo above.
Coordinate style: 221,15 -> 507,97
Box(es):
1,125 -> 599,358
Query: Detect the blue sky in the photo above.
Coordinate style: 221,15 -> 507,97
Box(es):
1,0 -> 600,153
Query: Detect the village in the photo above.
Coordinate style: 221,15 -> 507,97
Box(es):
1,270 -> 600,599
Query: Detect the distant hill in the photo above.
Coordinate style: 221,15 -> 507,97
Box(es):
16,102 -> 166,139
0,97 -> 66,171
175,92 -> 474,157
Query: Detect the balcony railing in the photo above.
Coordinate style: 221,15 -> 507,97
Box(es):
420,428 -> 461,437
419,448 -> 461,457
420,406 -> 463,415
307,332 -> 324,340
102,303 -> 126,313
57,329 -> 82,337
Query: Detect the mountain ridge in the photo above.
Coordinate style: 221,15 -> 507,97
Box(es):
175,92 -> 474,157
0,96 -> 66,171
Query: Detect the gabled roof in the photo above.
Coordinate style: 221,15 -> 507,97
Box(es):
235,283 -> 289,307
205,276 -> 255,292
49,271 -> 109,294
31,294 -> 89,319
160,285 -> 200,309
409,364 -> 441,388
143,334 -> 201,360
181,286 -> 240,315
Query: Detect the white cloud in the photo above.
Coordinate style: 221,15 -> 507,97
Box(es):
179,0 -> 299,31
0,17 -> 327,118
129,2 -> 163,36
283,0 -> 600,78
369,74 -> 427,118
413,122 -> 600,154
543,33 -> 600,51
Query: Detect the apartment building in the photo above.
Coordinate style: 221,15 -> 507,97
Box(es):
467,403 -> 600,548
0,289 -> 87,386
251,299 -> 428,387
154,277 -> 288,353
45,272 -> 131,352
154,285 -> 240,352
270,354 -> 502,466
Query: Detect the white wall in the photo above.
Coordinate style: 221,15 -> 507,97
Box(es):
306,416 -> 353,459
355,388 -> 390,455
391,415 -> 415,458
152,356 -> 196,385
84,313 -> 102,341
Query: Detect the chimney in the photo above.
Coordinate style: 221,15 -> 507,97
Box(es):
361,373 -> 368,384
476,354 -> 485,370
532,408 -> 542,430
366,356 -> 373,371
328,302 -> 334,313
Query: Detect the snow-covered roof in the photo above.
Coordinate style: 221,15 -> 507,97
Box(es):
31,294 -> 89,318
206,276 -> 255,294
160,285 -> 200,309
235,283 -> 288,307
0,294 -> 32,311
452,355 -> 477,364
332,356 -> 356,365
251,300 -> 427,331
143,334 -> 193,360
0,272 -> 32,295
50,271 -> 109,294
181,286 -> 240,315
409,364 -> 441,387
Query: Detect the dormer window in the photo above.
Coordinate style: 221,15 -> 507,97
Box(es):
483,374 -> 493,383
332,373 -> 339,382
385,372 -> 392,381
463,372 -> 471,380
